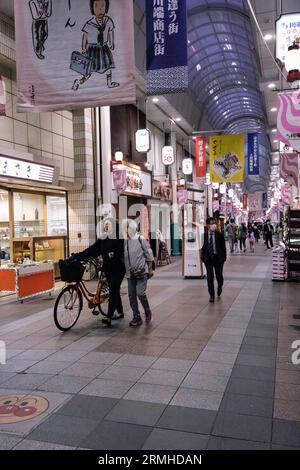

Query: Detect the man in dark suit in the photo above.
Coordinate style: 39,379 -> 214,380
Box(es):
263,219 -> 274,249
201,217 -> 227,303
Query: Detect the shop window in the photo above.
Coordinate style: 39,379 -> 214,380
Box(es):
0,190 -> 10,262
13,192 -> 46,238
46,196 -> 67,236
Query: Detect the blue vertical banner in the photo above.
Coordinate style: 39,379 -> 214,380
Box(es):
262,192 -> 268,210
146,0 -> 188,95
248,133 -> 260,176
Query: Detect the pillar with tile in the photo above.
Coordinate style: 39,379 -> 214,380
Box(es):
68,109 -> 96,255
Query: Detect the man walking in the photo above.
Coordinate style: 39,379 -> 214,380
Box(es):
263,219 -> 274,249
201,217 -> 227,303
226,218 -> 237,254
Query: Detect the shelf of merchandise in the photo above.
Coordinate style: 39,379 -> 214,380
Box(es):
285,209 -> 300,282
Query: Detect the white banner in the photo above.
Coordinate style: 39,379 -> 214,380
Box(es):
15,0 -> 136,112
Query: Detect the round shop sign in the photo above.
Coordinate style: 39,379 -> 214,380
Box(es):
162,146 -> 175,166
135,129 -> 151,153
0,394 -> 49,424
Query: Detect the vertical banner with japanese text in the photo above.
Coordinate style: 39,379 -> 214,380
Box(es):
242,194 -> 248,210
248,133 -> 259,175
146,0 -> 188,95
209,134 -> 244,183
195,136 -> 206,178
14,0 -> 136,112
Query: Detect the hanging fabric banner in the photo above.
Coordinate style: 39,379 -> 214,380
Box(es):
146,0 -> 188,95
280,153 -> 299,187
14,0 -> 136,113
248,193 -> 262,212
281,184 -> 292,206
0,75 -> 6,116
242,194 -> 248,210
195,136 -> 206,178
210,134 -> 244,183
262,192 -> 268,210
277,92 -> 300,152
247,133 -> 259,175
177,189 -> 188,205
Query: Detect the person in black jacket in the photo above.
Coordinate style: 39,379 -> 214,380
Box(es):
73,219 -> 125,326
201,217 -> 227,303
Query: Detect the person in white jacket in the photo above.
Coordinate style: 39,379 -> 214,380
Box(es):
123,219 -> 154,327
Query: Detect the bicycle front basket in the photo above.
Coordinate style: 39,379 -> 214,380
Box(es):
59,259 -> 85,283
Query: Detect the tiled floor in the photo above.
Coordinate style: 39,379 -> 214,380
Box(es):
0,242 -> 299,450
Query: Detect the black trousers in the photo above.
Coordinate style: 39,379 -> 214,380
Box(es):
265,234 -> 273,249
240,238 -> 246,251
106,270 -> 125,318
32,19 -> 48,56
205,258 -> 224,299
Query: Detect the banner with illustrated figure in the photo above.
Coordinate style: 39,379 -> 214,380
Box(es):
248,192 -> 262,212
14,0 -> 136,112
210,134 -> 244,183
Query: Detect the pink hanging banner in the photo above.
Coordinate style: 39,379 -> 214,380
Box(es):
177,189 -> 188,205
277,92 -> 300,152
280,153 -> 299,187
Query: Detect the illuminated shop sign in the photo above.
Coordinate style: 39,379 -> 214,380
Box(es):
0,155 -> 55,184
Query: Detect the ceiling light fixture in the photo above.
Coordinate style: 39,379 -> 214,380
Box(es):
264,34 -> 273,41
268,83 -> 276,88
152,97 -> 159,103
270,107 -> 277,112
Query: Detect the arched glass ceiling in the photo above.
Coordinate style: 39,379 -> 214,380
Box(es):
187,0 -> 270,192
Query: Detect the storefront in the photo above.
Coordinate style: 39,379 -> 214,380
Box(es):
111,161 -> 152,238
0,151 -> 68,278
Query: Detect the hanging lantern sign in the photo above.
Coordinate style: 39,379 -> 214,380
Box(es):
182,158 -> 193,175
136,129 -> 151,153
162,146 -> 175,166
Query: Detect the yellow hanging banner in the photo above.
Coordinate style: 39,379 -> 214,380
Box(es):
210,134 -> 245,183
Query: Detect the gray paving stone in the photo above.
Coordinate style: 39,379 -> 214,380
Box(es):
198,350 -> 238,365
115,354 -> 157,368
1,373 -> 53,390
231,364 -> 275,382
38,375 -> 92,394
272,444 -> 300,450
56,395 -> 118,420
142,428 -> 209,450
79,378 -> 134,399
138,369 -> 186,387
239,344 -> 276,356
1,360 -> 37,373
0,434 -> 23,450
220,393 -> 274,418
182,373 -> 229,393
191,361 -> 233,377
236,353 -> 276,368
99,366 -> 147,382
14,440 -> 75,450
78,352 -> 122,365
171,388 -> 223,410
0,372 -> 16,385
272,419 -> 300,447
207,436 -> 270,450
106,400 -> 166,427
213,412 -> 272,443
205,342 -> 241,354
124,383 -> 176,404
227,377 -> 275,398
62,337 -> 107,351
157,405 -> 216,435
151,357 -> 193,373
27,414 -> 99,447
45,350 -> 88,362
26,360 -> 71,374
59,362 -> 108,378
80,421 -> 152,450
15,350 -> 54,361
243,337 -> 277,348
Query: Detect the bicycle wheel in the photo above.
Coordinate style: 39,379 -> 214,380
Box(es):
98,279 -> 109,316
82,261 -> 97,281
54,285 -> 83,331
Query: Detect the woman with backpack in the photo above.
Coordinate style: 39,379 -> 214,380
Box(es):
123,219 -> 154,327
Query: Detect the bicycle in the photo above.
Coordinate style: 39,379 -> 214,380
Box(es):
82,256 -> 101,281
54,259 -> 110,331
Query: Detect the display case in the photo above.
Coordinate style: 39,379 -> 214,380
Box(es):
285,208 -> 300,281
12,236 -> 67,278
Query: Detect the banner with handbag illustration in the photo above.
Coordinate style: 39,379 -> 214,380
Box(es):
210,134 -> 245,183
14,0 -> 136,112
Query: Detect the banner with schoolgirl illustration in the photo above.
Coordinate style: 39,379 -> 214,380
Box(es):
14,0 -> 136,112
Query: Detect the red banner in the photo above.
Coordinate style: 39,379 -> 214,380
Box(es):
242,194 -> 248,210
195,136 -> 206,178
